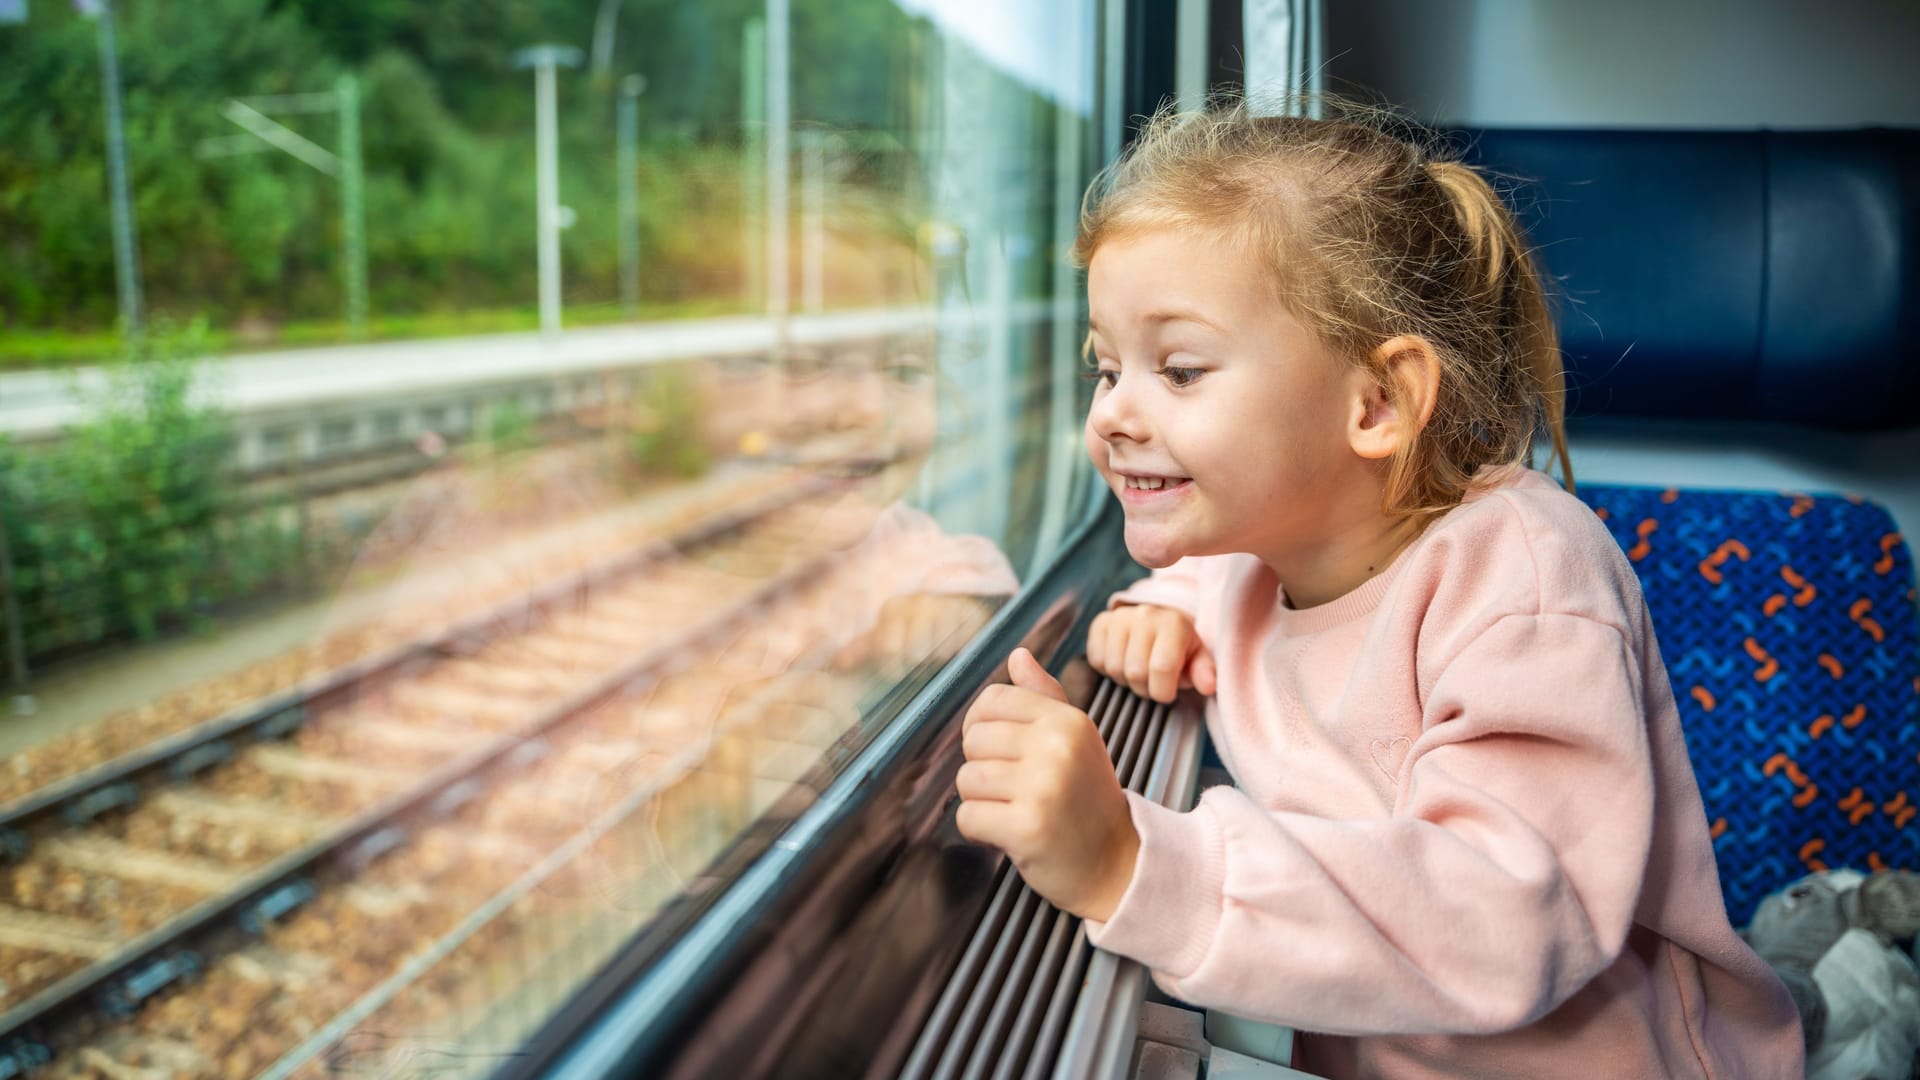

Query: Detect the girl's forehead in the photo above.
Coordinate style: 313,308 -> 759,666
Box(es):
1089,231 -> 1267,307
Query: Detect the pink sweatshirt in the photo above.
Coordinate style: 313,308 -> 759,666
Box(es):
1084,468 -> 1803,1079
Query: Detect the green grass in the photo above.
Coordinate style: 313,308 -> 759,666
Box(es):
0,296 -> 756,372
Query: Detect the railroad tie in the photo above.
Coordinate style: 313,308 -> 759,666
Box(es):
40,835 -> 248,894
486,632 -> 627,673
347,717 -> 493,756
0,903 -> 119,958
442,659 -> 575,698
75,1036 -> 211,1079
244,743 -> 418,790
148,789 -> 333,838
385,681 -> 530,728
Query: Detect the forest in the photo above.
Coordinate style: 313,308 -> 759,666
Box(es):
0,0 -> 936,364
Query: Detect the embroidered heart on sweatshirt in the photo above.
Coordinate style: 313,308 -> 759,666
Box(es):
1369,736 -> 1411,781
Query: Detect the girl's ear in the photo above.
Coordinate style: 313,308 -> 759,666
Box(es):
1347,335 -> 1441,461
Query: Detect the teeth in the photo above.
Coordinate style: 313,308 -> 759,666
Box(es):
1124,476 -> 1174,491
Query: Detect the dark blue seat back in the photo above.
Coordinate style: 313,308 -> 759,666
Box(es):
1461,129 -> 1920,430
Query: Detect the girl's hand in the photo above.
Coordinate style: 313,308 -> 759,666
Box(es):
833,593 -> 995,674
955,648 -> 1139,922
1086,604 -> 1217,703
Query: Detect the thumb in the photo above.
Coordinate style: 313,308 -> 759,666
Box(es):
1188,645 -> 1218,697
1007,647 -> 1069,703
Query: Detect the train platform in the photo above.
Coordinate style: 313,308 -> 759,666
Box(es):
0,307 -> 950,440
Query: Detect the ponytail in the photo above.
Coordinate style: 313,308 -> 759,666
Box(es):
1424,160 -> 1572,495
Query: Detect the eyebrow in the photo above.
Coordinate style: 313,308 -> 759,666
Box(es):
1087,309 -> 1225,336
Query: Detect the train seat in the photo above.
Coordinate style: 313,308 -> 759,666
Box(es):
1577,484 -> 1918,923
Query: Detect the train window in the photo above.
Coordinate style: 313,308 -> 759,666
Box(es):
0,0 -> 1097,1074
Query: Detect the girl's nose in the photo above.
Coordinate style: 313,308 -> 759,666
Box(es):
1087,378 -> 1149,444
835,365 -> 886,433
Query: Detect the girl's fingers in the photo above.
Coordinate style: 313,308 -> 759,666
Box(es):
961,717 -> 1026,760
954,797 -> 1010,847
898,601 -> 922,658
1085,613 -> 1109,675
955,759 -> 1019,802
1190,644 -> 1218,696
1146,630 -> 1187,703
1091,614 -> 1126,680
1122,625 -> 1155,699
922,599 -> 948,656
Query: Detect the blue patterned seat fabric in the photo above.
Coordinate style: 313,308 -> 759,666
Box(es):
1576,483 -> 1920,924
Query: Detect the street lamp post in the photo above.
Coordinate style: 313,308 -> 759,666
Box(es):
741,19 -> 766,313
337,73 -> 367,336
514,44 -> 583,340
87,0 -> 144,347
765,0 -> 790,349
617,73 -> 647,317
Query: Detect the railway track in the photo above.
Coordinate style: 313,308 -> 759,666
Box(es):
0,456 -> 788,807
0,462 -> 986,1077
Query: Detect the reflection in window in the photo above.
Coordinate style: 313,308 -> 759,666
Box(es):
0,1 -> 1094,1073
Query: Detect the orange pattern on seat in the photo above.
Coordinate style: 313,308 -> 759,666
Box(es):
1781,566 -> 1817,607
1765,753 -> 1821,809
1877,534 -> 1902,575
1839,788 -> 1878,825
1699,539 -> 1751,584
1627,518 -> 1658,561
1850,598 -> 1886,643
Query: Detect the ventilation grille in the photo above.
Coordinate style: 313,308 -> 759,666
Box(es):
898,679 -> 1201,1080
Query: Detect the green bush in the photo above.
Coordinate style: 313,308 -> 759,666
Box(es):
627,366 -> 709,480
480,399 -> 539,459
0,322 -> 305,661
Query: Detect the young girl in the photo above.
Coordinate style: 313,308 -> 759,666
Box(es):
953,104 -> 1804,1078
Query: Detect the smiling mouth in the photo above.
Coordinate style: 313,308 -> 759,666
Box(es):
1120,475 -> 1189,491
816,457 -> 890,480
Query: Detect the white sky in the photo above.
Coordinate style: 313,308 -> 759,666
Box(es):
892,0 -> 1095,113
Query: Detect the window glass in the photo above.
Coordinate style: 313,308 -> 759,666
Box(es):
0,0 -> 1096,1073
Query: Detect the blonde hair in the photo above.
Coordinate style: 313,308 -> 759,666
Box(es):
1075,100 -> 1571,522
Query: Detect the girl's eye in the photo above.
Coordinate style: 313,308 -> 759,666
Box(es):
1159,365 -> 1204,387
1081,367 -> 1119,390
885,362 -> 930,385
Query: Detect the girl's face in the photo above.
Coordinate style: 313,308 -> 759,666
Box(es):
1083,227 -> 1382,572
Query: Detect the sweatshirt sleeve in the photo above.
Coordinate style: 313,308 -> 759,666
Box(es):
1083,612 -> 1656,1036
1106,557 -> 1207,619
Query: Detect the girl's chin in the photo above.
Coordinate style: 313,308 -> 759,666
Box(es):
1122,523 -> 1191,570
